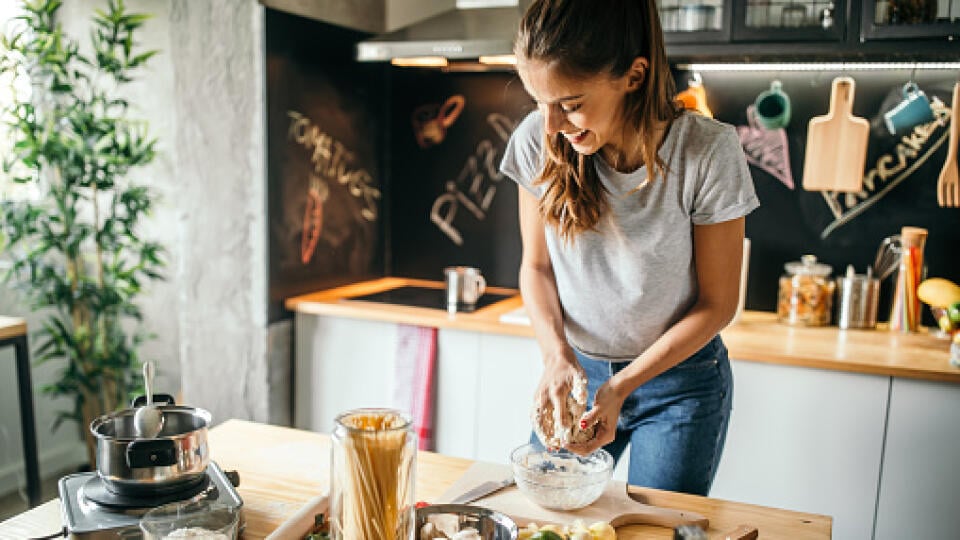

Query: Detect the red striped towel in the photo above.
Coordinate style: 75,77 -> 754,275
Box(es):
392,324 -> 438,450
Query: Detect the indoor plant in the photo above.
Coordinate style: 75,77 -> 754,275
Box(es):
0,0 -> 163,465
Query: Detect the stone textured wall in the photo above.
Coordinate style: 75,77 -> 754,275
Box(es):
166,0 -> 272,424
0,0 -> 279,495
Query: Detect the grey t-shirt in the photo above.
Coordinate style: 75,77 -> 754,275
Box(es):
500,110 -> 759,361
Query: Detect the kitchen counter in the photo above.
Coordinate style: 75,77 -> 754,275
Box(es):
285,277 -> 959,384
0,419 -> 832,539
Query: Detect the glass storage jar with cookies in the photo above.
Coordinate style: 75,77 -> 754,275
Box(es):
778,255 -> 836,326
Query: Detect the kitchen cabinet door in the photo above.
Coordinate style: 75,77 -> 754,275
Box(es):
293,314 -> 397,433
434,329 -> 482,460
660,0 -> 733,44
861,0 -> 960,39
731,0 -> 847,41
474,334 -> 544,465
710,359 -> 888,540
874,377 -> 960,540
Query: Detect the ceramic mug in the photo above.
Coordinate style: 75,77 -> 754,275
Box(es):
883,82 -> 935,135
444,266 -> 486,310
754,80 -> 792,130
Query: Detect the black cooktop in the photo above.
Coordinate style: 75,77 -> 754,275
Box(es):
345,285 -> 515,313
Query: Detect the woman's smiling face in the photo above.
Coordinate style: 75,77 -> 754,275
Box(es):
519,59 -> 638,158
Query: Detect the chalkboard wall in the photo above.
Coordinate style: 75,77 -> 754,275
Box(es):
387,70 -> 531,289
266,10 -> 387,322
267,10 -> 959,325
698,69 -> 959,321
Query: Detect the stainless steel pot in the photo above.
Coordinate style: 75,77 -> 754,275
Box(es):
90,404 -> 211,494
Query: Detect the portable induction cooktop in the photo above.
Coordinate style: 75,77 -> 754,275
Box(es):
345,285 -> 515,312
58,461 -> 242,539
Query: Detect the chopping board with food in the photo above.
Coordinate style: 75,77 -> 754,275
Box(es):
438,461 -> 708,530
802,76 -> 870,192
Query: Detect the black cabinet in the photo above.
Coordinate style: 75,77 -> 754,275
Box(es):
659,0 -> 957,60
659,0 -> 733,44
861,0 -> 960,40
731,0 -> 847,42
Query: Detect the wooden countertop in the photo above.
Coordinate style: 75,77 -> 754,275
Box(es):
286,277 -> 959,383
0,419 -> 831,539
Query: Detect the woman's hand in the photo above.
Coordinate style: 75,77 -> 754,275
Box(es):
534,348 -> 584,449
567,381 -> 626,455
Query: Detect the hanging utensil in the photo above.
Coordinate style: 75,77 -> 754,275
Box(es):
937,81 -> 959,207
802,77 -> 870,192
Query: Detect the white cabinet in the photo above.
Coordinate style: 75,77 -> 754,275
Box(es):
474,334 -> 543,464
710,360 -> 889,540
293,313 -> 398,433
433,329 -> 481,460
874,377 -> 960,540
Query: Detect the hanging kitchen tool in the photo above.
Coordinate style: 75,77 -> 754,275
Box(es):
802,76 -> 870,192
937,81 -> 959,207
676,72 -> 713,118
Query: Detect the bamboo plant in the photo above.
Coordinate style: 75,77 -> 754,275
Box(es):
0,0 -> 163,465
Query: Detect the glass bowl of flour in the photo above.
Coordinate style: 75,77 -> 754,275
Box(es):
510,443 -> 613,511
140,500 -> 239,540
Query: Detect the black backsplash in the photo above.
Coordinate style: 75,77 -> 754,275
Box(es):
266,10 -> 959,323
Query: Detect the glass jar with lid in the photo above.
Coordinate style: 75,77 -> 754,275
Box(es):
330,408 -> 416,540
777,255 -> 836,326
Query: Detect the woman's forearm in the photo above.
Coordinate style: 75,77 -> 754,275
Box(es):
608,300 -> 733,398
609,219 -> 745,399
519,262 -> 571,363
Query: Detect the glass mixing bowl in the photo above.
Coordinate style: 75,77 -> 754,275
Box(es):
510,443 -> 613,511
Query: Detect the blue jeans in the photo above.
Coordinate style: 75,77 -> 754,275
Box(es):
533,335 -> 733,496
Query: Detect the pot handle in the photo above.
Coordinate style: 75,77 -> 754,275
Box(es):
126,439 -> 178,468
131,393 -> 176,408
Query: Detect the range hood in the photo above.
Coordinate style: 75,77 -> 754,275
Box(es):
356,0 -> 529,63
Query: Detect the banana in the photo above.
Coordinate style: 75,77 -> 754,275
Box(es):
917,278 -> 960,308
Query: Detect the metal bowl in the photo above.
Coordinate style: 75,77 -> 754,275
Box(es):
510,443 -> 613,511
416,504 -> 518,540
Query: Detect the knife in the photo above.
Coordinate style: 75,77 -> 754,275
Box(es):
449,477 -> 516,504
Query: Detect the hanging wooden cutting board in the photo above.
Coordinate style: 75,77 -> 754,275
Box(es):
802,76 -> 869,192
438,461 -> 708,530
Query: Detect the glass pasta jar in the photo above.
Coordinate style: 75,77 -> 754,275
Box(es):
330,408 -> 416,540
777,255 -> 836,326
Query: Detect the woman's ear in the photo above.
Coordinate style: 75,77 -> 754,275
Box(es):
626,57 -> 650,91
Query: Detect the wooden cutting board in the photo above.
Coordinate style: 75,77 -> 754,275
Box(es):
438,461 -> 708,530
802,76 -> 869,192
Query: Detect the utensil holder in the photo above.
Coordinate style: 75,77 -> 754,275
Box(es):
836,275 -> 880,329
888,227 -> 927,332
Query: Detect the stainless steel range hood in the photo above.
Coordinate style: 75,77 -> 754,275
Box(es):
356,0 -> 529,62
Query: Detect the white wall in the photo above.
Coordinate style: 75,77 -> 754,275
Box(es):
0,0 -> 277,499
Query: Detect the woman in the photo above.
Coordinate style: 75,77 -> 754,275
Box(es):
500,0 -> 759,495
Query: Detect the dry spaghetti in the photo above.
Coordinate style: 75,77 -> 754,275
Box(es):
331,409 -> 415,540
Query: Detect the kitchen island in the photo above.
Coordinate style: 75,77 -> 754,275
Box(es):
0,419 -> 831,539
286,277 -> 960,540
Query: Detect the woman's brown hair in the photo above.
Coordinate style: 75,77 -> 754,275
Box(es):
515,0 -> 681,239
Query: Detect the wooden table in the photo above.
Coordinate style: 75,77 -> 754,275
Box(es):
0,419 -> 831,539
0,315 -> 40,508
